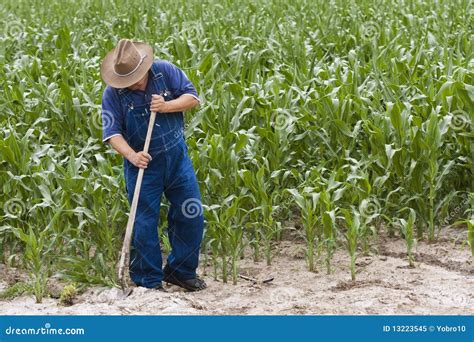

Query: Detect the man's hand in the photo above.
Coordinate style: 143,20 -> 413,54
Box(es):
150,95 -> 169,113
127,151 -> 152,169
150,94 -> 199,113
107,135 -> 152,169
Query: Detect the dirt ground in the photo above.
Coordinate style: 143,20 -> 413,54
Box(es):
1,227 -> 473,315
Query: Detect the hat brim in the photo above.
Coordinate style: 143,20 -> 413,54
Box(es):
100,41 -> 153,89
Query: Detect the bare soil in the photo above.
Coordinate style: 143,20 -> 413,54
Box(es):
1,227 -> 473,315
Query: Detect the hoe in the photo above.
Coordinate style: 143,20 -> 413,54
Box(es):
117,110 -> 157,298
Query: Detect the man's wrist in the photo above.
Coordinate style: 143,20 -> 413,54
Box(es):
163,101 -> 173,113
125,150 -> 136,161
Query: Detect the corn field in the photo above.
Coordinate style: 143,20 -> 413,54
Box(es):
0,0 -> 473,301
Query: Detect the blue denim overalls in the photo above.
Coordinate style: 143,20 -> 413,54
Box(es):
117,63 -> 204,288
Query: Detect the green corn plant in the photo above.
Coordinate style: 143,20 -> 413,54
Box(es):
337,154 -> 378,252
397,208 -> 417,267
320,205 -> 337,274
239,166 -> 282,265
453,218 -> 474,258
246,221 -> 261,262
287,188 -> 320,272
453,193 -> 474,258
205,195 -> 247,284
260,216 -> 282,266
202,229 -> 220,281
11,226 -> 51,303
341,208 -> 361,281
312,170 -> 345,274
318,186 -> 338,274
423,110 -> 452,242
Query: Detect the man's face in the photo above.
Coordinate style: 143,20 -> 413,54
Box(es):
128,72 -> 148,91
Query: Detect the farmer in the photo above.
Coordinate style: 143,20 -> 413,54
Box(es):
100,39 -> 207,292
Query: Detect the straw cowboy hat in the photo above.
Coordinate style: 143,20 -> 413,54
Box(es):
100,39 -> 153,88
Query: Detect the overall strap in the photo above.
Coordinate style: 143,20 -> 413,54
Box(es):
150,62 -> 169,97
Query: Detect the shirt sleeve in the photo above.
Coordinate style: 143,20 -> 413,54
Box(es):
163,61 -> 200,102
101,87 -> 125,142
